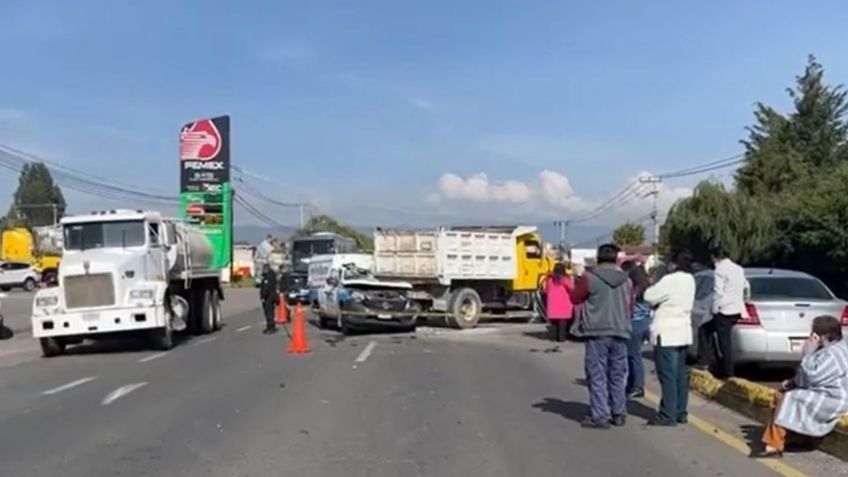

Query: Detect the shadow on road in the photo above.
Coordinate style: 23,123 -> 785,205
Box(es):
63,334 -> 198,356
533,397 -> 656,423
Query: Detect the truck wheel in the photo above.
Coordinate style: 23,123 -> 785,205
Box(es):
449,288 -> 482,329
211,290 -> 223,331
151,324 -> 175,351
200,289 -> 214,334
40,338 -> 66,357
23,278 -> 37,292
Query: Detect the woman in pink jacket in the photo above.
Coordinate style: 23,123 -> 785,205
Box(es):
544,262 -> 574,342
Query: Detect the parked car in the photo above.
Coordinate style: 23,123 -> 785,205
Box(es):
734,268 -> 848,366
0,261 -> 40,292
316,263 -> 417,334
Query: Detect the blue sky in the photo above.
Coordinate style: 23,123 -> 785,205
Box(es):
1,0 -> 847,228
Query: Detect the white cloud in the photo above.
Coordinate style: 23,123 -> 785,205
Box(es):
432,170 -> 590,212
410,98 -> 435,111
437,172 -> 532,204
539,170 -> 580,209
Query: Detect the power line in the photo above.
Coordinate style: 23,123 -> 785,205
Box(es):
656,153 -> 745,179
0,147 -> 178,204
233,193 -> 290,229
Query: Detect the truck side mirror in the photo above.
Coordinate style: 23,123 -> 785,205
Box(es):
326,276 -> 339,287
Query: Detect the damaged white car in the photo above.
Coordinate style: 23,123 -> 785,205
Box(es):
316,264 -> 418,334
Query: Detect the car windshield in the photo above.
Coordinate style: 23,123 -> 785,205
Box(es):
749,276 -> 833,301
342,265 -> 372,280
64,220 -> 146,251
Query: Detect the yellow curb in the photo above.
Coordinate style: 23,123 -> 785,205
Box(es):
643,390 -> 809,477
687,369 -> 848,462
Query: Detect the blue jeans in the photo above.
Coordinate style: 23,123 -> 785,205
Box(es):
626,318 -> 651,394
654,345 -> 690,424
584,337 -> 628,421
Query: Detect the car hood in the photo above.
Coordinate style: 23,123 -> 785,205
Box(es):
343,279 -> 412,290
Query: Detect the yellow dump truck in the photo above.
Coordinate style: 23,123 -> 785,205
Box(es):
373,225 -> 555,328
1,226 -> 62,284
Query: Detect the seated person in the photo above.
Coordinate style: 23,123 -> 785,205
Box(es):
753,315 -> 848,458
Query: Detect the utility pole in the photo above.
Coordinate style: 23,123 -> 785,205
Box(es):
298,204 -> 305,229
639,176 -> 663,248
553,220 -> 569,251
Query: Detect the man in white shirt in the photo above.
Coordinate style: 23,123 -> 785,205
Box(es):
698,246 -> 748,378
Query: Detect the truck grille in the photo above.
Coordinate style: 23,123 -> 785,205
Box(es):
64,273 -> 115,309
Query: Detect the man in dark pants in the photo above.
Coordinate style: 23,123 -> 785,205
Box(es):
569,243 -> 633,429
698,247 -> 747,378
259,264 -> 279,334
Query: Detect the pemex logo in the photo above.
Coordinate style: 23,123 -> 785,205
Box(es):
180,119 -> 222,161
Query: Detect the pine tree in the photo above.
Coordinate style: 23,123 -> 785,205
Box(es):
8,162 -> 66,227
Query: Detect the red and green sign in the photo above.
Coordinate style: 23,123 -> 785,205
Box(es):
178,115 -> 232,270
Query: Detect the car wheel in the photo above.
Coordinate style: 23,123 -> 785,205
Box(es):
337,314 -> 351,335
23,278 -> 37,292
318,315 -> 331,329
40,337 -> 66,358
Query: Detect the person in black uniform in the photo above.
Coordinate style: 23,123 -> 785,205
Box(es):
259,264 -> 279,334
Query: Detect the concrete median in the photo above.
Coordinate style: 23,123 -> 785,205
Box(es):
689,368 -> 848,461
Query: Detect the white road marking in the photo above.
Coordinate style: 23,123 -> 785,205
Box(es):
42,376 -> 97,396
235,325 -> 253,333
194,336 -> 217,345
102,382 -> 148,406
138,352 -> 168,363
354,341 -> 377,363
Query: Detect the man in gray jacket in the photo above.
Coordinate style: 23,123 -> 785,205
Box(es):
570,243 -> 633,429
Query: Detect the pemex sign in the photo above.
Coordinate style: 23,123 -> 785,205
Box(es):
179,115 -> 232,269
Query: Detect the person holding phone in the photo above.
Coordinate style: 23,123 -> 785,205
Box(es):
752,315 -> 848,458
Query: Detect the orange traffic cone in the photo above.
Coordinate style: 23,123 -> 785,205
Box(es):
288,302 -> 311,354
275,294 -> 289,325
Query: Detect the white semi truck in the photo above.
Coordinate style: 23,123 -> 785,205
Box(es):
31,209 -> 224,357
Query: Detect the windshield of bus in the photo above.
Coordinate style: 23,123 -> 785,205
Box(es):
63,220 -> 146,251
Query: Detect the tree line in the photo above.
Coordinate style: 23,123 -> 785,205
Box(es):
661,56 -> 848,294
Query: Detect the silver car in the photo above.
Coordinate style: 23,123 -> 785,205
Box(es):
734,268 -> 847,365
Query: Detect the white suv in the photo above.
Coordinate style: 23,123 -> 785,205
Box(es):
0,261 -> 40,292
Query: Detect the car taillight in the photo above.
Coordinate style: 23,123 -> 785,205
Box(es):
738,303 -> 761,326
841,306 -> 848,326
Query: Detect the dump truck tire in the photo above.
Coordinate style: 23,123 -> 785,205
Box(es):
449,288 -> 482,329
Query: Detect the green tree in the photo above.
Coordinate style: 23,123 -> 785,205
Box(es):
736,55 -> 848,196
7,162 -> 66,227
661,181 -> 776,264
295,214 -> 373,251
612,222 -> 645,247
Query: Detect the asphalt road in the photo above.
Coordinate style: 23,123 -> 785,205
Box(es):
0,294 -> 844,476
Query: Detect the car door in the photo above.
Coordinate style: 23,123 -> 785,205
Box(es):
0,263 -> 11,286
10,263 -> 29,284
